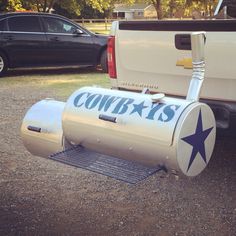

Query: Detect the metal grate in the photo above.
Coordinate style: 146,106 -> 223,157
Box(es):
49,146 -> 163,184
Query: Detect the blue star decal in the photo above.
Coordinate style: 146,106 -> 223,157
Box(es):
181,109 -> 214,172
130,101 -> 148,117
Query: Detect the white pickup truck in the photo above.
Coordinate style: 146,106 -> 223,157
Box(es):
107,0 -> 236,132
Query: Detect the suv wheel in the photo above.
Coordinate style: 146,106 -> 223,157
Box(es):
0,53 -> 8,77
100,49 -> 108,73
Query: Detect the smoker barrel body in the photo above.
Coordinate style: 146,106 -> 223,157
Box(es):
62,87 -> 215,176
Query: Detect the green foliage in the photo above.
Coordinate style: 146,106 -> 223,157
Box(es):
0,0 -> 8,12
0,0 -> 24,12
80,5 -> 106,19
136,0 -> 218,19
57,0 -> 81,15
187,0 -> 219,16
85,0 -> 135,14
0,0 -> 220,19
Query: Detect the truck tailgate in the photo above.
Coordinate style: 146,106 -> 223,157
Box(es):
113,20 -> 236,102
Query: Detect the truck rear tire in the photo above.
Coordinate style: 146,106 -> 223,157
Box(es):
0,52 -> 8,77
100,50 -> 108,73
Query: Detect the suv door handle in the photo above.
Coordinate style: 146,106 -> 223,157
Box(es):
50,36 -> 59,42
3,35 -> 14,41
175,34 -> 191,50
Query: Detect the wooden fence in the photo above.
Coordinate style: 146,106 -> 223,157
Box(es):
72,18 -> 115,31
72,18 -> 159,33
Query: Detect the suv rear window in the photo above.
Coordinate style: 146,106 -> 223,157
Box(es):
0,19 -> 6,31
8,16 -> 41,32
43,17 -> 77,34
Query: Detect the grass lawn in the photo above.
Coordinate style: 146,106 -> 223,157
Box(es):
0,67 -> 110,98
82,23 -> 111,35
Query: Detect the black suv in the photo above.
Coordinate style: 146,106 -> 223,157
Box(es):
0,12 -> 108,76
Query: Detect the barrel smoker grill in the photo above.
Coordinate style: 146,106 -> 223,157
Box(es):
21,32 -> 216,184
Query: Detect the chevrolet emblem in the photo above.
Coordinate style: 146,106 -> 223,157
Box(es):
176,58 -> 193,69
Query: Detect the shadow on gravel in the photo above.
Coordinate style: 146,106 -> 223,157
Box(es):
206,135 -> 236,179
4,66 -> 102,77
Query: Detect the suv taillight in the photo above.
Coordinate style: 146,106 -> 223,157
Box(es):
107,36 -> 117,79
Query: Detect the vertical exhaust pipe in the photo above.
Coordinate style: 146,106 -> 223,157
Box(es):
186,32 -> 206,102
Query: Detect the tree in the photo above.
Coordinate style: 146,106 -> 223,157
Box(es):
150,0 -> 163,19
185,0 -> 218,17
0,0 -> 9,12
0,0 -> 24,12
21,0 -> 134,17
86,0 -> 135,14
20,0 -> 84,16
135,0 -> 164,19
136,0 -> 218,19
20,0 -> 54,12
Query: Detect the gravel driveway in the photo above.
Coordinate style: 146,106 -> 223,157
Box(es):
0,72 -> 235,236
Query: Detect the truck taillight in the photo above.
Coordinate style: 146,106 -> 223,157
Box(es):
107,36 -> 117,79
